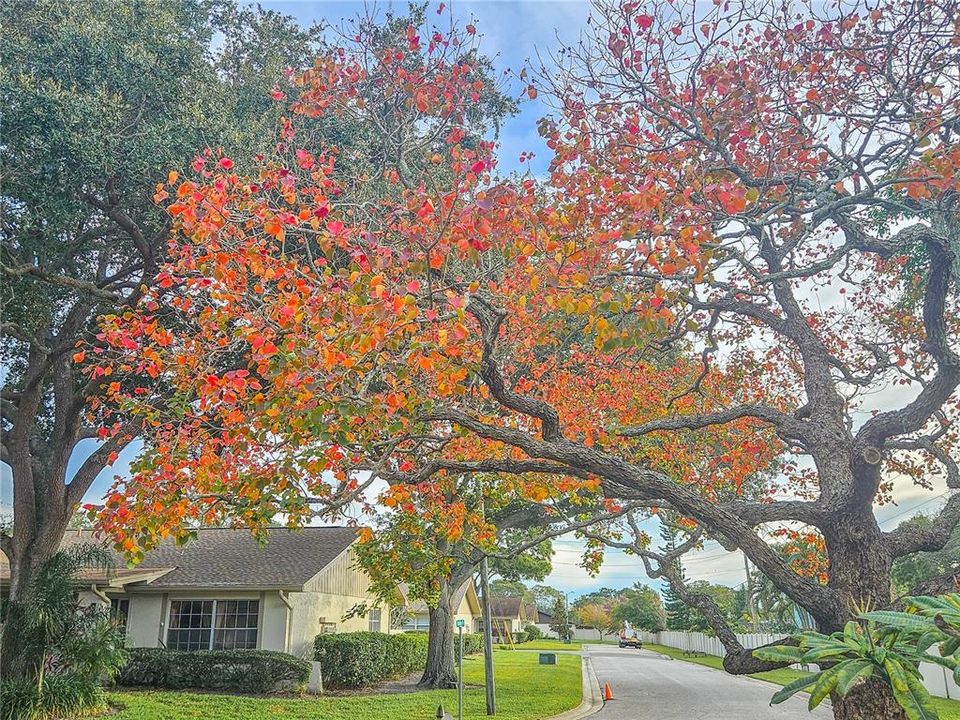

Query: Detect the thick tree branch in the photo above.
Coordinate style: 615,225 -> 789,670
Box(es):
467,297 -> 562,441
619,404 -> 804,439
858,231 -> 960,445
885,493 -> 960,558
64,423 -> 138,510
0,262 -> 120,302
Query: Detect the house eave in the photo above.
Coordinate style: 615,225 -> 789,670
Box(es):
120,583 -> 306,593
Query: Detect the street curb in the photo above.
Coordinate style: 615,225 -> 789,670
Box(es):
546,651 -> 603,720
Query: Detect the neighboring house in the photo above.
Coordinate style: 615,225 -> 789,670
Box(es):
479,596 -> 535,639
0,527 -> 393,660
397,582 -> 482,633
535,608 -> 555,638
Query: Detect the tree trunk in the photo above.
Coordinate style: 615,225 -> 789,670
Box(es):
821,517 -> 906,719
832,678 -> 907,720
0,468 -> 71,680
418,580 -> 458,689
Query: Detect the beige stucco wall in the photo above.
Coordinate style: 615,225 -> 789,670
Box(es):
454,592 -> 477,629
125,593 -> 165,648
260,591 -> 289,653
287,546 -> 387,658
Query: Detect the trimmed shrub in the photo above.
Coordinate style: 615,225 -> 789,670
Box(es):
117,648 -> 310,694
514,631 -> 529,644
454,632 -> 483,660
315,632 -> 433,688
385,632 -> 429,678
1,673 -> 104,720
523,623 -> 543,641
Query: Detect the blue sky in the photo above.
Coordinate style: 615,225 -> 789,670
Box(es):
1,0 -> 952,600
266,0 -> 593,177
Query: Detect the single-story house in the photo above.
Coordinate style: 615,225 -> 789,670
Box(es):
535,608 -> 555,637
0,527 -> 406,660
477,596 -> 537,640
398,582 -> 482,633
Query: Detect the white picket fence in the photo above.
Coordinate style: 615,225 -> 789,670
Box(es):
637,630 -> 954,700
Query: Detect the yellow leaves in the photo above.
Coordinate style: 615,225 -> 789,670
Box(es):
526,485 -> 550,502
357,527 -> 374,544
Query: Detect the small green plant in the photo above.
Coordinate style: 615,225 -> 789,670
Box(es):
753,593 -> 960,720
0,674 -> 105,720
524,623 -> 543,641
0,545 -> 127,719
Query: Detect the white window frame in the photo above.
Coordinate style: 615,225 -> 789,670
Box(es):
368,608 -> 382,632
400,613 -> 430,632
166,598 -> 260,651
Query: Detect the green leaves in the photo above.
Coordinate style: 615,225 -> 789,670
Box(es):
832,659 -> 874,696
753,645 -> 804,664
885,658 -> 938,720
768,673 -> 819,705
756,593 -> 960,719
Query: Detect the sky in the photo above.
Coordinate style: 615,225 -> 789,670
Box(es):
1,0 -> 954,601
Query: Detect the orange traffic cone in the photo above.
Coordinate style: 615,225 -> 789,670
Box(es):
603,682 -> 614,701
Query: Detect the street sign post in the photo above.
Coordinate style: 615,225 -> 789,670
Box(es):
456,619 -> 465,720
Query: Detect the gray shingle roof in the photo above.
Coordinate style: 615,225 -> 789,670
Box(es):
489,595 -> 525,618
1,527 -> 360,591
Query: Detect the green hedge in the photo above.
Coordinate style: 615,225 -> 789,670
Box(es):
314,632 -> 430,688
514,631 -> 529,644
455,632 -> 483,659
117,648 -> 310,694
1,674 -> 104,720
523,623 -> 543,640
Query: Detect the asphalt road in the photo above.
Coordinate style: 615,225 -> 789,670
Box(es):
586,644 -> 832,720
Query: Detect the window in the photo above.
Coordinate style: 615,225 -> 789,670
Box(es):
167,599 -> 259,651
213,600 -> 259,650
110,598 -> 130,634
401,613 -> 430,632
368,608 -> 382,633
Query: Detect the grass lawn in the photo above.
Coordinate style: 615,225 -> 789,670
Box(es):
105,650 -> 581,720
509,639 -> 583,650
644,643 -> 960,720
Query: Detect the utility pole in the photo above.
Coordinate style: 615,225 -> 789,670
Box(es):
743,553 -> 759,632
480,556 -> 496,715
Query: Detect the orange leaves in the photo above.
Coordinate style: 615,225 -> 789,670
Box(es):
357,527 -> 374,544
263,218 -> 284,240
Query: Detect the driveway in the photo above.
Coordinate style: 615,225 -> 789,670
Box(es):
586,644 -> 831,720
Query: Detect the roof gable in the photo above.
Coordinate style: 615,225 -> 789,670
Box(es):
1,527 -> 360,591
488,595 -> 525,619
